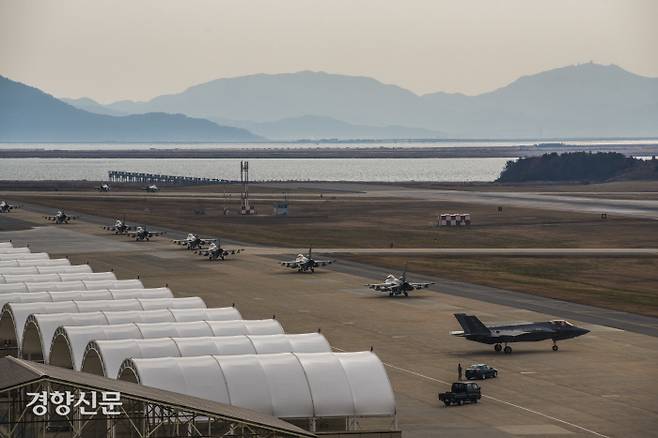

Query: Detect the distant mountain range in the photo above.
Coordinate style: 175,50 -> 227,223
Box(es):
4,63 -> 658,142
0,76 -> 261,142
62,63 -> 658,140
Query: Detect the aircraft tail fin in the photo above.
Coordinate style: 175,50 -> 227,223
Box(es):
454,313 -> 491,335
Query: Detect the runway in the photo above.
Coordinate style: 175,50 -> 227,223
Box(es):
1,208 -> 657,437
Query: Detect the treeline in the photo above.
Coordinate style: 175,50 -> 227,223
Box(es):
497,152 -> 658,182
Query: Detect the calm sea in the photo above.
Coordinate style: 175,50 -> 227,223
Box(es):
0,157 -> 513,182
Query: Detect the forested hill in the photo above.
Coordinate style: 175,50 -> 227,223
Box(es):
497,152 -> 658,182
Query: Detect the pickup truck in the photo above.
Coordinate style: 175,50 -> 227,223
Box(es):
438,382 -> 481,406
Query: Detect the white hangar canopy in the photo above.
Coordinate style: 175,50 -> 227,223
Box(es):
82,333 -> 332,378
0,252 -> 49,261
21,306 -> 242,363
0,258 -> 70,268
0,264 -> 91,275
1,296 -> 205,354
0,278 -> 143,293
0,242 -> 13,248
0,271 -> 115,284
0,247 -> 30,254
50,319 -> 283,370
118,352 -> 396,420
0,287 -> 173,314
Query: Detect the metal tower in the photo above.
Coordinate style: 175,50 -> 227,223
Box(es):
240,161 -> 255,215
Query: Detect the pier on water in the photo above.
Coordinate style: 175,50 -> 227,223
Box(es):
108,170 -> 229,185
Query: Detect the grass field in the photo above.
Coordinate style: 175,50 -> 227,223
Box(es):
6,184 -> 658,317
346,255 -> 658,317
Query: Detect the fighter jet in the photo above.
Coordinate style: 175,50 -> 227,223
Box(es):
127,226 -> 166,241
280,248 -> 335,273
0,201 -> 19,213
95,183 -> 111,192
173,233 -> 217,250
366,268 -> 435,297
44,210 -> 78,224
143,185 -> 159,192
195,240 -> 244,260
451,313 -> 590,354
103,219 -> 134,235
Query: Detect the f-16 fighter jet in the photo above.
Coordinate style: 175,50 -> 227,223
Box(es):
95,183 -> 111,192
128,226 -> 166,241
280,248 -> 334,273
103,219 -> 135,235
451,313 -> 590,354
195,240 -> 244,260
173,233 -> 217,250
0,201 -> 19,213
44,210 -> 78,224
143,185 -> 159,192
366,268 -> 435,296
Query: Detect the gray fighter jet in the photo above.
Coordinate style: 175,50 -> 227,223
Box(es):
280,248 -> 334,273
0,201 -> 19,213
366,268 -> 435,297
452,313 -> 590,354
103,219 -> 135,235
44,210 -> 78,224
173,233 -> 217,250
127,226 -> 166,241
195,240 -> 244,260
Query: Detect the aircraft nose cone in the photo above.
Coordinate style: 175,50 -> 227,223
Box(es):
577,327 -> 590,336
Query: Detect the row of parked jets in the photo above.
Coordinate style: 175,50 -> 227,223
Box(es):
2,202 -> 591,353
95,183 -> 159,192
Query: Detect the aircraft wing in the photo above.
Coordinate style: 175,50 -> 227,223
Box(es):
148,231 -> 166,237
172,239 -> 188,245
410,281 -> 435,289
199,238 -> 218,245
225,248 -> 244,255
366,283 -> 394,291
195,250 -> 211,256
313,259 -> 335,267
281,261 -> 300,268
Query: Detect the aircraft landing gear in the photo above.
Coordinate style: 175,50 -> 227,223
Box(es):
552,341 -> 559,351
494,344 -> 502,352
503,345 -> 512,354
403,291 -> 408,297
311,267 -> 315,273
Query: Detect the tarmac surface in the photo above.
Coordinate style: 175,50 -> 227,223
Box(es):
1,208 -> 658,438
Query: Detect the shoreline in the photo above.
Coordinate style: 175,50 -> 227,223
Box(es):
1,143 -> 658,159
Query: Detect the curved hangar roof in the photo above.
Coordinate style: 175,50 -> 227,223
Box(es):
119,352 -> 396,419
50,319 -> 284,370
0,252 -> 49,261
1,296 -> 205,351
0,264 -> 91,275
0,258 -> 70,268
0,287 -> 173,313
82,333 -> 332,377
20,307 -> 242,363
0,271 -> 115,284
0,278 -> 143,293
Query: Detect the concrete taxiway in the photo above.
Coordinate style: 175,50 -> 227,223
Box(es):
1,209 -> 657,438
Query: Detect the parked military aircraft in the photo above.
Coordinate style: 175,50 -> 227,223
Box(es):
280,248 -> 335,273
451,313 -> 590,354
44,211 -> 78,224
366,268 -> 435,296
95,183 -> 111,192
173,233 -> 217,250
103,219 -> 134,235
143,185 -> 159,192
195,240 -> 244,260
128,226 -> 166,241
0,201 -> 19,213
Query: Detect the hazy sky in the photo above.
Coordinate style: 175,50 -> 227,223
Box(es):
1,0 -> 656,103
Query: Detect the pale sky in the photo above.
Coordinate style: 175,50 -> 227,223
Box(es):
1,0 -> 656,103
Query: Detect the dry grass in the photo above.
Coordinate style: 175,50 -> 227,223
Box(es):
346,255 -> 658,318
